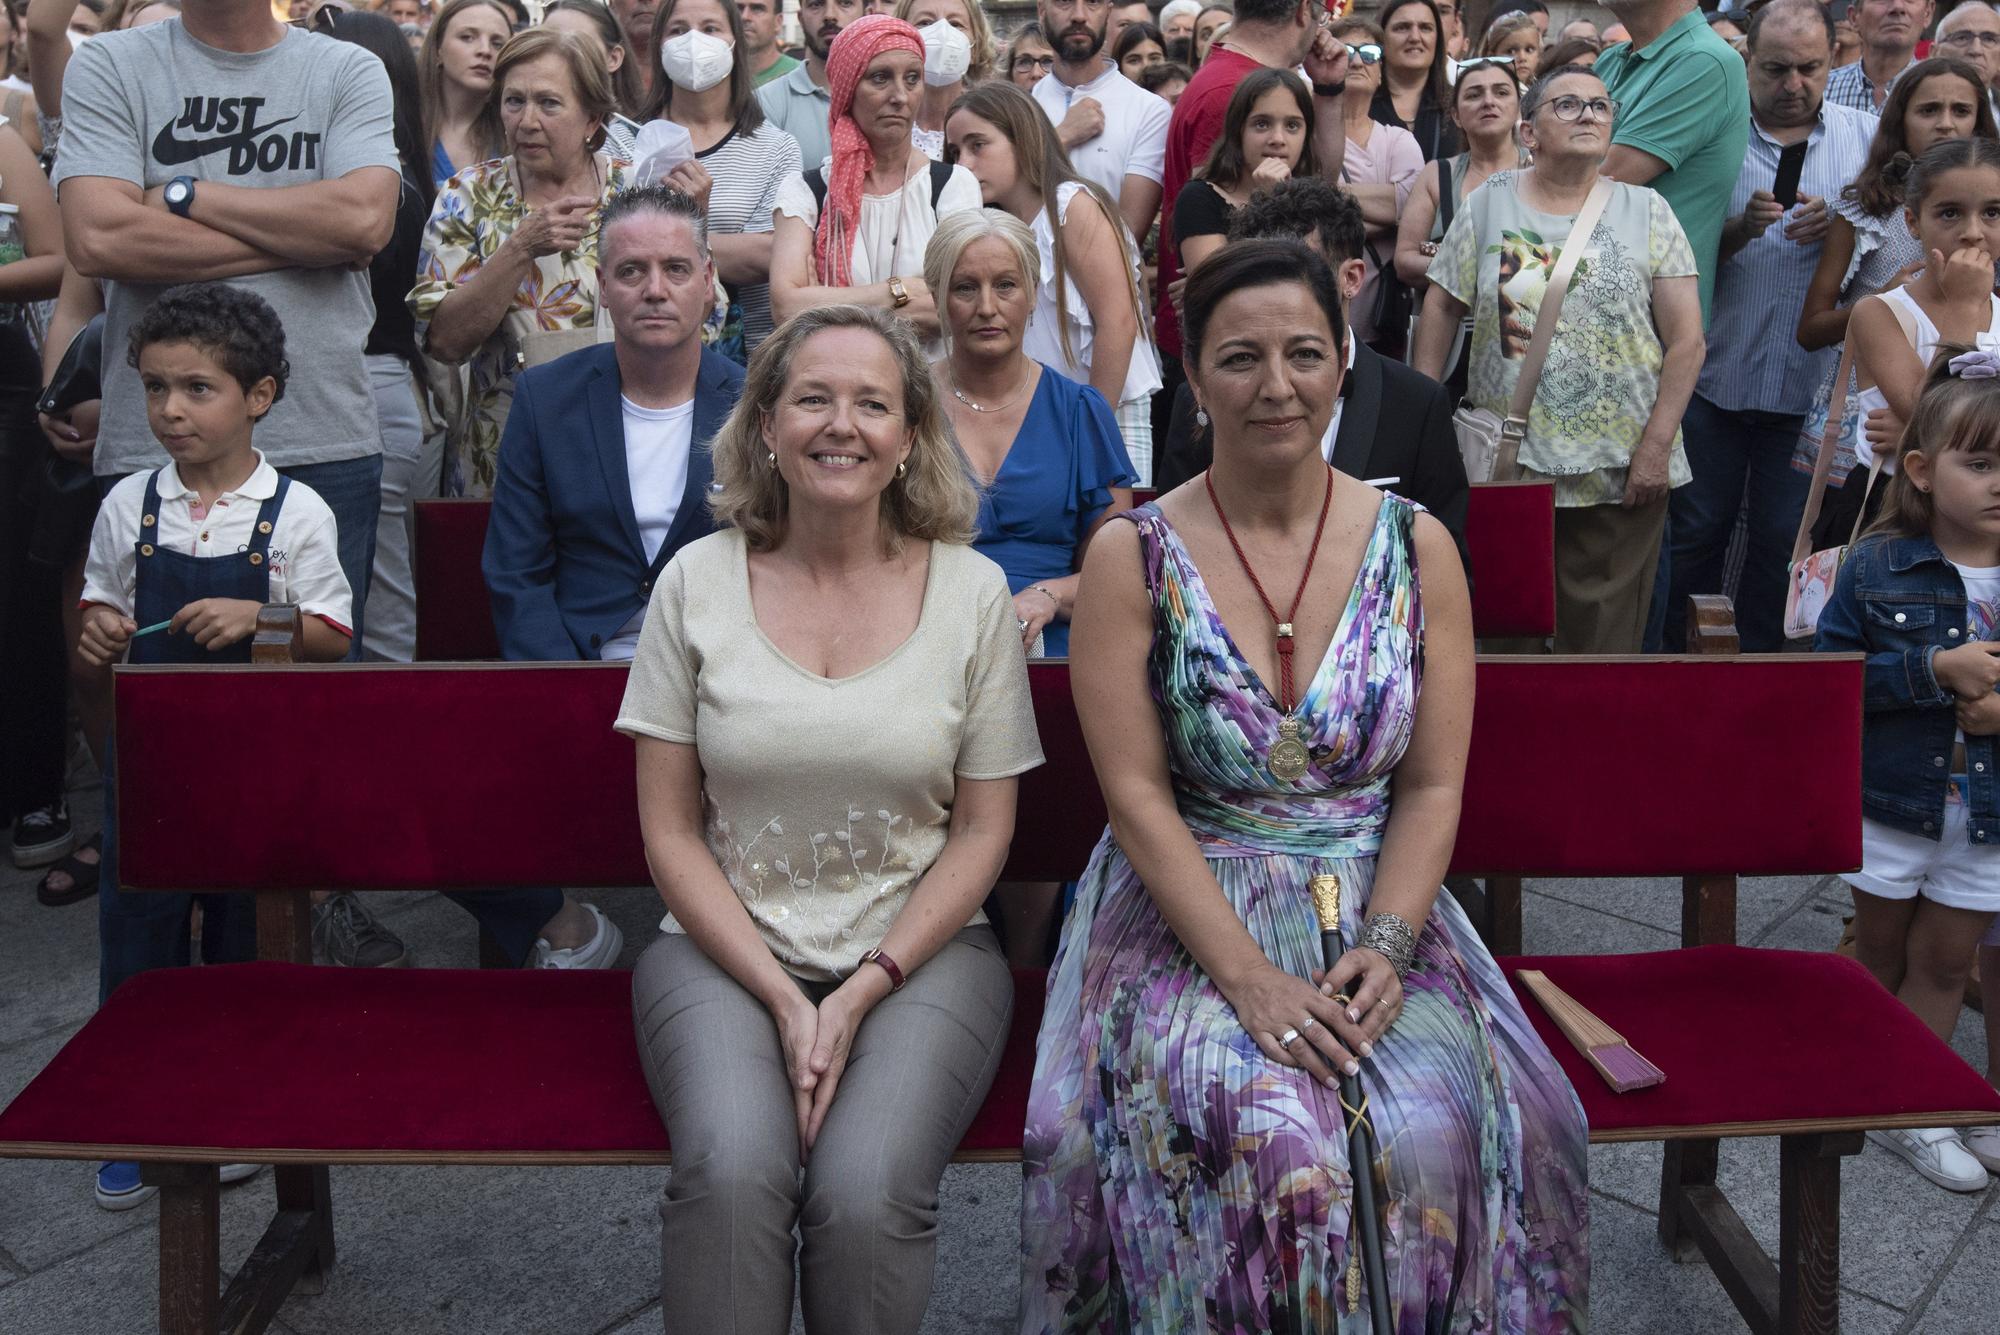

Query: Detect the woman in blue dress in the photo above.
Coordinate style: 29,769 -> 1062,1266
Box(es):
925,208 -> 1136,658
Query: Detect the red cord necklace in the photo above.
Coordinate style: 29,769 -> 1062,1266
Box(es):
1204,465 -> 1336,781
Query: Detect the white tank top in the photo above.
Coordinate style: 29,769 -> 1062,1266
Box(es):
1854,284 -> 2000,473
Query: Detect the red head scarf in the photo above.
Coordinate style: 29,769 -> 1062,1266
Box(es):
816,15 -> 927,289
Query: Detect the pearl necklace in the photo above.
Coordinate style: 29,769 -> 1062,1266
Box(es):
950,363 -> 1034,414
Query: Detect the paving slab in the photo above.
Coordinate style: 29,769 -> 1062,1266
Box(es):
1520,887 -> 1680,956
1530,875 -> 1829,946
1911,1215 -> 2000,1335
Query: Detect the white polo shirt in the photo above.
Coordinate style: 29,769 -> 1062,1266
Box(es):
1032,61 -> 1170,211
82,450 -> 354,633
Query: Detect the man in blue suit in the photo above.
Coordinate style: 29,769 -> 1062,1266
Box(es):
486,185 -> 747,662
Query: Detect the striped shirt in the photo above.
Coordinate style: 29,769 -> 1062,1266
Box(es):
1696,102 -> 1877,415
1823,57 -> 1915,113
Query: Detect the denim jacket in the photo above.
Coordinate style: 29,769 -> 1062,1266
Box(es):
1815,533 -> 2000,843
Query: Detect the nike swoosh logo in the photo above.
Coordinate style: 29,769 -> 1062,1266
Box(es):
151,114 -> 301,167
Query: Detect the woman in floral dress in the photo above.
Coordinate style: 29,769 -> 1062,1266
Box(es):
1022,239 -> 1589,1333
408,27 -> 632,496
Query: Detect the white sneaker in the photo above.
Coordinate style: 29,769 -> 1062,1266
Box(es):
1963,1125 -> 2000,1174
1868,1126 -> 1992,1192
220,1163 -> 264,1186
529,902 -> 623,970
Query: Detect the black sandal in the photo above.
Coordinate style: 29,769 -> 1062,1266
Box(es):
37,833 -> 101,907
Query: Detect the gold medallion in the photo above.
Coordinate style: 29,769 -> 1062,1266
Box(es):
1268,716 -> 1310,781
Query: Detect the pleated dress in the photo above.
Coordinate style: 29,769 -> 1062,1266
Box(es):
1020,496 -> 1590,1333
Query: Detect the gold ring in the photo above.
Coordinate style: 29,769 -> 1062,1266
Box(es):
1331,993 -> 1353,1008
1377,999 -> 1391,1008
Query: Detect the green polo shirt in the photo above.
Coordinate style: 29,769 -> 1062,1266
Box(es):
1595,10 -> 1751,326
753,53 -> 801,88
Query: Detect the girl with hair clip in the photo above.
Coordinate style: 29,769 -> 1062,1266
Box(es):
1816,345 -> 2000,1194
1794,57 -> 1996,537
945,81 -> 1160,479
1834,137 -> 2000,542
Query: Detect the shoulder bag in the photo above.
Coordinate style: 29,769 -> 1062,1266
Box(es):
1782,338 -> 1885,642
1454,176 -> 1611,483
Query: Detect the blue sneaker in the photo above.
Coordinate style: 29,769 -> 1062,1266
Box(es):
94,1161 -> 157,1211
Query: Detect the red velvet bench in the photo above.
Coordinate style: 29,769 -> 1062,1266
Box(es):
6,654 -> 1995,1335
413,481 -> 1559,661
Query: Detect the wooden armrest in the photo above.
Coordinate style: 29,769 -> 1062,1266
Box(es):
1685,594 -> 1740,657
251,605 -> 304,664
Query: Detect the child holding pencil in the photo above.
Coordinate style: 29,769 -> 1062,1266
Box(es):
73,284 -> 350,1211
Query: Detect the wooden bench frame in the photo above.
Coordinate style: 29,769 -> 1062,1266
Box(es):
7,602 -> 1985,1335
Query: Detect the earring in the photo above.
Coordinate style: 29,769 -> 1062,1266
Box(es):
766,451 -> 777,468
895,461 -> 908,479
1195,408 -> 1209,428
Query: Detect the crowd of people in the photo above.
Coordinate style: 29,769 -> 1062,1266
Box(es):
6,0 -> 2000,1328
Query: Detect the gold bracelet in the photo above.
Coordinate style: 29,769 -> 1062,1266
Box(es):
1029,583 -> 1061,612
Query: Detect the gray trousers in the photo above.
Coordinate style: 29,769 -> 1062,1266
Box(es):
631,925 -> 1012,1335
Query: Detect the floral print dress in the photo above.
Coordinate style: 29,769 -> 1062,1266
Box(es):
1021,497 -> 1590,1333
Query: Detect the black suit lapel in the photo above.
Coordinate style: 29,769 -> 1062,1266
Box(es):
1331,342 -> 1383,481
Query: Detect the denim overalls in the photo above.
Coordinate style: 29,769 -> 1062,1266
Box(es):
97,471 -> 293,1002
1814,532 -> 2000,846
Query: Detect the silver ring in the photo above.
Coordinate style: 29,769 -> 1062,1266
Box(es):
1017,617 -> 1028,630
1377,999 -> 1391,1008
1278,1026 -> 1302,1048
1299,1015 -> 1317,1032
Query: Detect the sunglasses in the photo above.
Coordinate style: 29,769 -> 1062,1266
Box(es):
1345,42 -> 1382,65
1446,55 -> 1514,85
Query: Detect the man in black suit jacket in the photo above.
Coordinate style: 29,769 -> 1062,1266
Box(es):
1153,179 -> 1470,575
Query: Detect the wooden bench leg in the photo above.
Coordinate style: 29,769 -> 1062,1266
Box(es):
1657,1136 -> 1718,1263
1681,874 -> 1738,948
1778,1131 -> 1863,1335
214,1165 -> 338,1335
147,1163 -> 219,1335
1485,876 -> 1523,955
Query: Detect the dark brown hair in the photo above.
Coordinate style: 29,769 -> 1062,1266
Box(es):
1197,66 -> 1316,191
1843,57 -> 1998,218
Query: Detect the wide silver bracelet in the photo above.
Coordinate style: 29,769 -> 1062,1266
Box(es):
1359,912 -> 1419,979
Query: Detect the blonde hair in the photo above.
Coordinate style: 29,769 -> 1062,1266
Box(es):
923,209 -> 1040,354
1482,10 -> 1540,56
708,306 -> 980,554
493,28 -> 617,153
894,0 -> 997,85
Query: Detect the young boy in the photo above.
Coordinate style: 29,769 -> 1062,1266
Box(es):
76,283 -> 350,1210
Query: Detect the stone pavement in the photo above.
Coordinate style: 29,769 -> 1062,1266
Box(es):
5,774 -> 2000,1333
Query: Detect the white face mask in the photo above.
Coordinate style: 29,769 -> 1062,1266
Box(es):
661,30 -> 734,93
920,19 -> 972,86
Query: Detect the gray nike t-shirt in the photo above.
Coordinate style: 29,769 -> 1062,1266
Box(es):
53,22 -> 398,476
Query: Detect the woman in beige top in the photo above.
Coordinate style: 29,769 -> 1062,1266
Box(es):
615,304 -> 1042,1333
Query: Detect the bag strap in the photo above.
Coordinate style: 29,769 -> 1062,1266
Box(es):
1790,335 -> 1859,566
807,161 -> 950,213
1506,177 -> 1613,425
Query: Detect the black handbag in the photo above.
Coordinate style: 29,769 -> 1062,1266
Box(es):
27,314 -> 105,567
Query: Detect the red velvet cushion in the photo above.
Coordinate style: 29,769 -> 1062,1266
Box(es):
414,500 -> 500,662
1465,481 -> 1557,640
0,964 -> 1047,1160
1504,948 -> 2000,1139
111,656 -> 1862,891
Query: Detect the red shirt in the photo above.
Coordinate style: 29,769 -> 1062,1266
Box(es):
1157,47 -> 1262,360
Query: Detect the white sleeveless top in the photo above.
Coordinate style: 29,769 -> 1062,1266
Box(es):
1023,181 -> 1163,407
1855,284 -> 2000,474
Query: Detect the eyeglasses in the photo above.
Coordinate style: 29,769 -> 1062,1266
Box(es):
1012,54 -> 1056,73
1942,30 -> 2000,50
1543,94 -> 1617,122
1345,42 -> 1382,65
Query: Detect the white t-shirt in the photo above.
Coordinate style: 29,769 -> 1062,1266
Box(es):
601,395 -> 696,662
1024,182 -> 1162,408
1031,61 -> 1170,213
81,450 -> 353,634
773,158 -> 982,286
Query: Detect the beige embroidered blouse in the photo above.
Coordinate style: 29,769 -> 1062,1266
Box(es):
614,530 -> 1044,980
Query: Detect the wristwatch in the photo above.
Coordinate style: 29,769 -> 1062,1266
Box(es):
163,175 -> 196,219
1313,81 -> 1346,99
887,276 -> 911,309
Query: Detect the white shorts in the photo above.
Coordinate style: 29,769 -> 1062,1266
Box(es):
1846,810 -> 2000,942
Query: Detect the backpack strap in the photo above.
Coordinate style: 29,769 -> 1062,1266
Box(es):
807,161 -> 950,214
